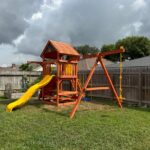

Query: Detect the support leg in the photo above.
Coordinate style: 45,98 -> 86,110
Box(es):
70,60 -> 98,119
56,80 -> 61,106
99,58 -> 122,108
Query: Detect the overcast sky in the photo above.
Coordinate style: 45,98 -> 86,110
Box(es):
0,0 -> 150,66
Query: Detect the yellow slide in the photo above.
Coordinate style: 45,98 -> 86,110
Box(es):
6,75 -> 55,112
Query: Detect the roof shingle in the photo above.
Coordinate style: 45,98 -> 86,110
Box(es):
41,40 -> 80,58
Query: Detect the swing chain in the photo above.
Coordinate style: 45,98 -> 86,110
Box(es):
119,46 -> 124,102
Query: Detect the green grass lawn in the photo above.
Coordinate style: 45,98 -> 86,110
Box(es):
0,98 -> 150,150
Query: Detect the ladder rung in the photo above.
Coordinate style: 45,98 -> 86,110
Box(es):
86,87 -> 110,91
59,91 -> 78,96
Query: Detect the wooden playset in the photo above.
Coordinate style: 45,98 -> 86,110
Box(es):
6,40 -> 125,118
29,40 -> 80,106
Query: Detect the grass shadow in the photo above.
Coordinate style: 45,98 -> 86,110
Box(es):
40,98 -> 119,118
85,97 -> 118,107
42,107 -> 70,117
0,99 -> 13,105
26,99 -> 44,109
123,104 -> 150,113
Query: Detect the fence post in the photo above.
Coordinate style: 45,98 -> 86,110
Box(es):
138,72 -> 142,106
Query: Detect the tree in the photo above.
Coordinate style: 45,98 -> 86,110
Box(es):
101,36 -> 150,61
19,63 -> 33,71
116,36 -> 150,60
75,45 -> 100,56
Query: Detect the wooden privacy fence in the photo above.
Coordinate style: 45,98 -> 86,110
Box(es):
0,71 -> 40,95
77,66 -> 150,105
1,67 -> 149,105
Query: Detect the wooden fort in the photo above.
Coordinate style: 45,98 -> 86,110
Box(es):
29,40 -> 125,118
30,40 -> 80,106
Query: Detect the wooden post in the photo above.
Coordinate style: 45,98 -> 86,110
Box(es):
75,64 -> 78,95
57,62 -> 60,106
138,72 -> 142,106
99,57 -> 122,108
70,59 -> 98,118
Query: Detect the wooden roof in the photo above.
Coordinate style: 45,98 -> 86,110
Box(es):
41,40 -> 80,58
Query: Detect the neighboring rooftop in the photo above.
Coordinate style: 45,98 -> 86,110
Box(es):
107,55 -> 150,68
0,64 -> 19,72
78,57 -> 113,71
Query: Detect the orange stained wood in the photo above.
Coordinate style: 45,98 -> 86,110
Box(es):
86,87 -> 110,91
29,40 -> 125,117
70,59 -> 98,119
70,48 -> 125,119
99,48 -> 125,57
42,100 -> 76,106
83,48 -> 125,59
41,40 -> 80,58
28,40 -> 80,107
59,91 -> 78,96
99,58 -> 122,108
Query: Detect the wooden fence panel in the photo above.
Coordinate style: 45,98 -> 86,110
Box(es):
1,67 -> 149,105
141,73 -> 150,104
78,67 -> 150,105
0,71 -> 40,94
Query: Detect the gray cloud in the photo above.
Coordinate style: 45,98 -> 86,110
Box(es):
0,0 -> 42,43
0,0 -> 150,62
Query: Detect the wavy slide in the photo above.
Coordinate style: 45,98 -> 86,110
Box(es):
6,75 -> 55,112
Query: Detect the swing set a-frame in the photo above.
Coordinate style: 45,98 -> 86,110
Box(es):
70,47 -> 125,119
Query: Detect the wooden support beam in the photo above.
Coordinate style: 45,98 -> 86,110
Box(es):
82,48 -> 125,59
60,75 -> 77,79
59,91 -> 78,96
99,57 -> 122,108
86,87 -> 110,91
58,60 -> 78,64
99,48 -> 125,57
70,59 -> 98,119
